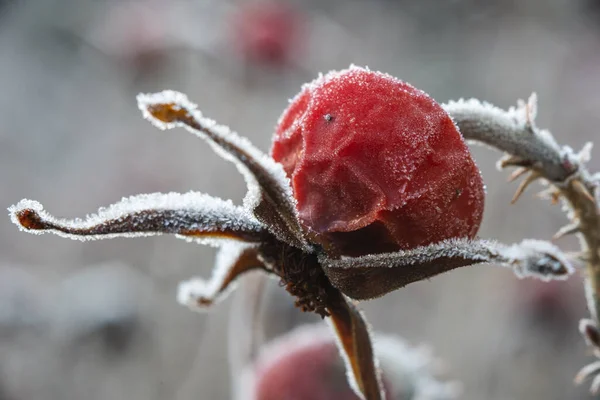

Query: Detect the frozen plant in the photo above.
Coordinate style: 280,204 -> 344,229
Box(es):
7,66 -> 584,399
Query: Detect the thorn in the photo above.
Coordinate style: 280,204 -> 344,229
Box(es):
507,167 -> 529,183
498,155 -> 530,170
511,171 -> 542,204
552,222 -> 581,240
572,180 -> 595,203
535,187 -> 561,205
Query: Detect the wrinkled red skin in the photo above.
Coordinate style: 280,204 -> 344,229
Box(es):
232,2 -> 302,67
271,67 -> 485,256
254,340 -> 392,400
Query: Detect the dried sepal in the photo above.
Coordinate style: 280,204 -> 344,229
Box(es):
320,238 -> 574,300
580,319 -> 600,350
178,242 -> 267,311
326,289 -> 385,400
136,91 -> 310,251
8,192 -> 266,245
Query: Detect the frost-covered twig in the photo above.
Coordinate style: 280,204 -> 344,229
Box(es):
445,95 -> 600,393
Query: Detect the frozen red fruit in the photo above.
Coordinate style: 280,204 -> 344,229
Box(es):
271,66 -> 484,256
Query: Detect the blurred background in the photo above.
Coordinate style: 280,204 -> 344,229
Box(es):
0,0 -> 599,398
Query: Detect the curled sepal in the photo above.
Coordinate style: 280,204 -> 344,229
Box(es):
136,91 -> 309,251
8,192 -> 266,245
580,319 -> 600,350
320,238 -> 574,301
178,242 -> 267,311
327,289 -> 385,400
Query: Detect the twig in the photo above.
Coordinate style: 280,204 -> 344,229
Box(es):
444,95 -> 600,393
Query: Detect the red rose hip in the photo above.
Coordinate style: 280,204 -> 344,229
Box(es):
271,66 -> 484,256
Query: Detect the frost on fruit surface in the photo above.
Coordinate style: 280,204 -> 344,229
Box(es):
137,90 -> 309,250
8,192 -> 264,245
237,323 -> 458,400
271,65 -> 485,257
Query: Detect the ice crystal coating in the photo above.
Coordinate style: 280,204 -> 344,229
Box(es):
8,192 -> 263,246
271,66 -> 485,256
178,242 -> 258,311
137,90 -> 310,250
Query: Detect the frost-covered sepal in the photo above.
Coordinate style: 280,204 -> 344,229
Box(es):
580,319 -> 600,351
320,238 -> 574,300
177,242 -> 266,312
8,192 -> 266,245
498,239 -> 574,280
137,91 -> 310,251
327,290 -> 385,400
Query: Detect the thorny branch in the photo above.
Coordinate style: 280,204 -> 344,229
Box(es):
444,95 -> 600,393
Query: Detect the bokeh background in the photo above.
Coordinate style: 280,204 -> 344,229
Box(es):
0,0 -> 599,399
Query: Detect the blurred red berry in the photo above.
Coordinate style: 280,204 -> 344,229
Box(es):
241,325 -> 393,400
232,1 -> 303,67
239,324 -> 458,400
271,66 -> 485,256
